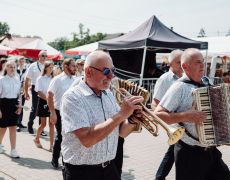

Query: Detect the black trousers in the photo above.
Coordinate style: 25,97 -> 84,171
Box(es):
63,161 -> 120,180
52,109 -> 62,163
175,141 -> 230,180
155,145 -> 174,180
28,85 -> 38,127
114,136 -> 124,177
18,95 -> 25,125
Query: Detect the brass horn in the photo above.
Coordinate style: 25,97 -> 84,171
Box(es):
113,86 -> 184,145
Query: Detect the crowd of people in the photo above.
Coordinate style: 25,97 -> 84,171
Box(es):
0,48 -> 229,180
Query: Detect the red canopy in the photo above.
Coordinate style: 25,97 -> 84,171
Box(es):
17,39 -> 63,60
0,44 -> 19,56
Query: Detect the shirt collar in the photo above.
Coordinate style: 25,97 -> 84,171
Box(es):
77,80 -> 108,97
168,69 -> 179,80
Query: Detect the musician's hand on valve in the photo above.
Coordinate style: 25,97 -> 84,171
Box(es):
185,110 -> 206,125
119,95 -> 144,120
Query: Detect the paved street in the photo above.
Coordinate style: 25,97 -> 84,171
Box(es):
0,100 -> 230,180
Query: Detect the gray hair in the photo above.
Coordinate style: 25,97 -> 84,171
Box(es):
168,49 -> 183,64
84,50 -> 112,70
181,48 -> 202,64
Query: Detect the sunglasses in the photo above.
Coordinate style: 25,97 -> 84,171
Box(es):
90,66 -> 116,76
41,54 -> 47,57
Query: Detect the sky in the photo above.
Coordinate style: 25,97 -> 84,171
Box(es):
0,0 -> 230,42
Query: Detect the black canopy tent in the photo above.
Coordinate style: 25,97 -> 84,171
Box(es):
99,15 -> 208,84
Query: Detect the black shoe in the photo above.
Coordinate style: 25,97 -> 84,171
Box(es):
51,160 -> 59,169
41,131 -> 47,136
27,123 -> 34,134
18,124 -> 27,128
16,127 -> 21,132
28,127 -> 34,134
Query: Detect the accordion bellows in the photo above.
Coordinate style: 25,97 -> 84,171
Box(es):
193,83 -> 230,146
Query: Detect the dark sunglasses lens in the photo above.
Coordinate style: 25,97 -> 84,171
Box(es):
103,68 -> 110,75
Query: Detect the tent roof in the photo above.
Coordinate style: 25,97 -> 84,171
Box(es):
18,39 -> 61,56
99,15 -> 208,50
65,42 -> 98,55
1,36 -> 38,49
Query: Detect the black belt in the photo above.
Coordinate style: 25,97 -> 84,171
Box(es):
178,140 -> 216,151
95,160 -> 111,168
65,160 -> 111,169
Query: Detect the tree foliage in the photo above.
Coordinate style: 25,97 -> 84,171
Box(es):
0,22 -> 10,36
49,23 -> 106,51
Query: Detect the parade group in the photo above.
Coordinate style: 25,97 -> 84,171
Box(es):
0,48 -> 230,180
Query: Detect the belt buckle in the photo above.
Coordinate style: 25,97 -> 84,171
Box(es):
102,161 -> 109,168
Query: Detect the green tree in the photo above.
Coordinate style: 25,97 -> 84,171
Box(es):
0,22 -> 10,36
48,37 -> 69,51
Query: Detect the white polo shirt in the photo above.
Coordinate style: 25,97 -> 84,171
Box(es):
25,61 -> 44,85
35,75 -> 52,96
48,72 -> 75,110
0,75 -> 21,98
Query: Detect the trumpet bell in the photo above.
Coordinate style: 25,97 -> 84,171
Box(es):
168,127 -> 185,145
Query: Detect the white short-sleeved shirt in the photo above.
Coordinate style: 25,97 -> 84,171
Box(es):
153,70 -> 179,101
0,75 -> 21,98
16,66 -> 27,84
61,80 -> 120,165
25,62 -> 44,85
48,72 -> 75,110
160,75 -> 206,147
35,75 -> 52,96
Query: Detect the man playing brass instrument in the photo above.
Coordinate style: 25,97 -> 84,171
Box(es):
60,50 -> 144,180
154,48 -> 230,180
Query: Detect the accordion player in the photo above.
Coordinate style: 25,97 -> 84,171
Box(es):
193,83 -> 230,146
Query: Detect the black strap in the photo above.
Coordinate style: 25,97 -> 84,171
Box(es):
37,62 -> 41,72
178,78 -> 210,142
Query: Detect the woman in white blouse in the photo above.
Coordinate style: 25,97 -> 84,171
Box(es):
0,61 -> 22,158
34,61 -> 54,151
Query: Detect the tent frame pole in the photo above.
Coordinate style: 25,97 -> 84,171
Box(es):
139,47 -> 147,86
205,50 -> 208,76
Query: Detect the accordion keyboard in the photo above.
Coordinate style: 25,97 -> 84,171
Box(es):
193,84 -> 230,146
194,88 -> 215,145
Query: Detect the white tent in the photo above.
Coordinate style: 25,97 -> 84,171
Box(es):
0,44 -> 13,55
17,39 -> 63,60
193,36 -> 230,57
65,42 -> 98,55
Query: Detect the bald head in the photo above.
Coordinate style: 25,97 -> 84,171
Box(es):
181,48 -> 205,82
181,48 -> 202,65
84,50 -> 113,70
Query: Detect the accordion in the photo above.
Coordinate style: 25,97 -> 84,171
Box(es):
193,83 -> 230,146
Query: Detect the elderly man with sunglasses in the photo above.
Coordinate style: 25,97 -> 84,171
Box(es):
60,50 -> 143,180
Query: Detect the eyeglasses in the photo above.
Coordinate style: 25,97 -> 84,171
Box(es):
90,66 -> 116,76
8,66 -> 16,69
41,54 -> 47,58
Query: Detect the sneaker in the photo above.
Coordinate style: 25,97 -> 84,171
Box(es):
41,131 -> 47,136
16,127 -> 21,132
10,149 -> 20,158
